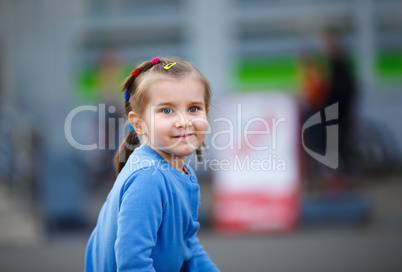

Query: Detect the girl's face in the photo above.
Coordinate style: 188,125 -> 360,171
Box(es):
130,75 -> 209,165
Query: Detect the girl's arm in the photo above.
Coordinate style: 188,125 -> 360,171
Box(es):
181,234 -> 220,272
115,169 -> 166,272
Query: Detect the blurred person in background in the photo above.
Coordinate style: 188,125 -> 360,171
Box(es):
300,28 -> 358,193
88,51 -> 121,187
322,27 -> 358,179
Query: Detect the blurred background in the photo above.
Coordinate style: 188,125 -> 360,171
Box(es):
1,0 -> 402,271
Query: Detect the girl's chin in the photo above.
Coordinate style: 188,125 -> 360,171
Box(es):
151,141 -> 202,157
156,146 -> 197,158
172,147 -> 197,157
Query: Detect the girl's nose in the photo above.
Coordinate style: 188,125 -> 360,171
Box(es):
175,112 -> 192,128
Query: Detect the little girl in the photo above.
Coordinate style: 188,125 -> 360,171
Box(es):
85,57 -> 220,272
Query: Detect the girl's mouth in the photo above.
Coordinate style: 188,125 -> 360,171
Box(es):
173,134 -> 194,140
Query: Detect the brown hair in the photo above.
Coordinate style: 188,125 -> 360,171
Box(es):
114,57 -> 211,174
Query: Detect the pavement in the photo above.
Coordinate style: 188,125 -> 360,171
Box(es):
0,185 -> 43,247
1,176 -> 402,272
0,227 -> 401,272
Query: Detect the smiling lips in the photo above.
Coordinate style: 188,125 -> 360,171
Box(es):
172,134 -> 194,140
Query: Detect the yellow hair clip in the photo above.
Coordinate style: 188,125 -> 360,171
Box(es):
164,62 -> 176,70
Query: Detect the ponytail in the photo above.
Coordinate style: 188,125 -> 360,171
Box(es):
114,131 -> 140,174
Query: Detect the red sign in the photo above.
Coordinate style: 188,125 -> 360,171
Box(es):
209,93 -> 302,232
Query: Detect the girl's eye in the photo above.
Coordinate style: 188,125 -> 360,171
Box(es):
162,108 -> 173,114
189,107 -> 199,113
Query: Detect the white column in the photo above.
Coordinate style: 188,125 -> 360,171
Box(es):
184,0 -> 233,100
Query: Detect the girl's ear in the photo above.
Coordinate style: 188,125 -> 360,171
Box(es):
206,108 -> 210,117
128,111 -> 145,135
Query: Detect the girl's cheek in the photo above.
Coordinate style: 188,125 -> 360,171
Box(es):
198,122 -> 208,132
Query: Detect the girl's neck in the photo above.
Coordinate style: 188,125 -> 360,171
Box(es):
147,144 -> 187,173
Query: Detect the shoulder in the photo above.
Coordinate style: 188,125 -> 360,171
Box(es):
122,166 -> 167,194
116,166 -> 169,210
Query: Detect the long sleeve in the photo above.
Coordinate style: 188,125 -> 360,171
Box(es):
181,234 -> 220,272
114,168 -> 166,272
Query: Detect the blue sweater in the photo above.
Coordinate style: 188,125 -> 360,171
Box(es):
85,144 -> 220,272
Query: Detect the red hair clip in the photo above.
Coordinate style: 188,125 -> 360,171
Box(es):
131,67 -> 140,76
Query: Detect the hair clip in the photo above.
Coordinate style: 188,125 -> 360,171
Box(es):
124,90 -> 130,101
128,123 -> 135,132
151,57 -> 159,66
131,67 -> 140,76
164,62 -> 176,70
